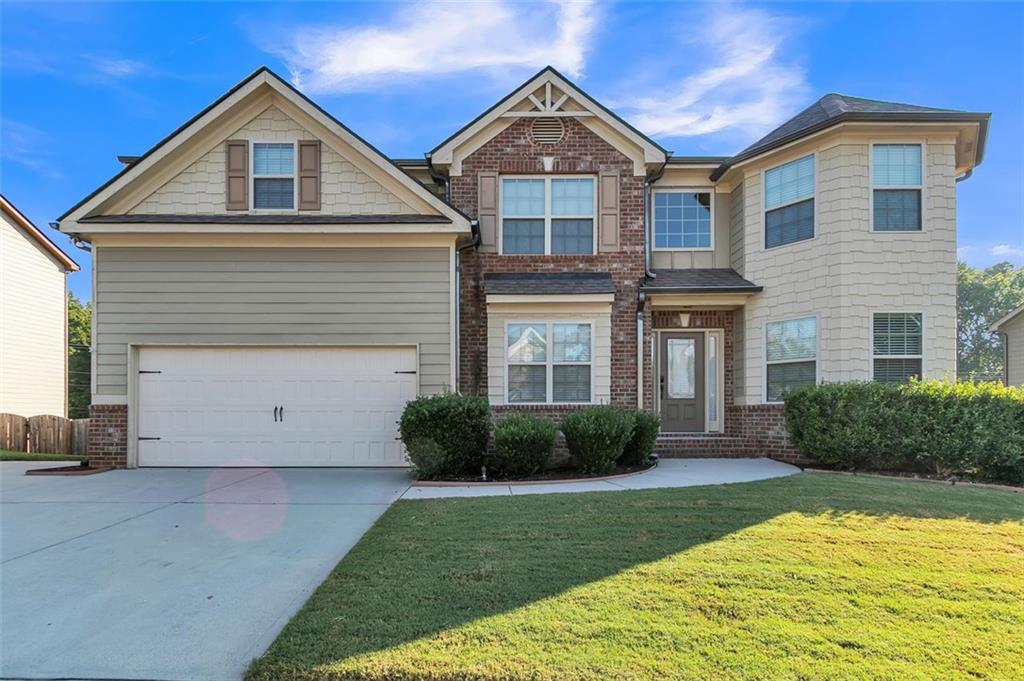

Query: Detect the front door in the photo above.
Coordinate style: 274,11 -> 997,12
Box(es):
659,332 -> 704,432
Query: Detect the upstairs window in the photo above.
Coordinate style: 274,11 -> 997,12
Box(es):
873,144 -> 922,231
501,177 -> 595,254
507,322 -> 592,403
253,142 -> 295,209
765,316 -> 817,402
654,191 -> 712,249
873,313 -> 923,382
764,154 -> 815,248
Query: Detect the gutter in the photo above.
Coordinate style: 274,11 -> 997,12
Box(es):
455,219 -> 481,393
955,169 -> 973,183
427,159 -> 451,202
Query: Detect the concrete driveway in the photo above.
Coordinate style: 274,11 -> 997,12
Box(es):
0,462 -> 411,681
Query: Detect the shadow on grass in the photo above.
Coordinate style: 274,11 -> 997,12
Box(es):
248,472 -> 1024,679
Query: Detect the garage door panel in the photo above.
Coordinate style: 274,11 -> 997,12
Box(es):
138,347 -> 415,467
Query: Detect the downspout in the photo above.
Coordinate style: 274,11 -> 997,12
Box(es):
643,161 -> 668,279
636,288 -> 646,409
50,222 -> 92,253
455,220 -> 481,393
427,159 -> 450,202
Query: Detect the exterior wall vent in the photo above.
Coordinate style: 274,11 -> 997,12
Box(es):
531,117 -> 564,145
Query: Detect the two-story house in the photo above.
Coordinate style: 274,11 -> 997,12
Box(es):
57,67 -> 988,468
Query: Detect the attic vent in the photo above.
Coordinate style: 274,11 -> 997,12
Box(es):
531,117 -> 564,144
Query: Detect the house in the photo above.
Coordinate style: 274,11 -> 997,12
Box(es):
989,304 -> 1024,386
57,66 -> 989,468
1,195 -> 79,417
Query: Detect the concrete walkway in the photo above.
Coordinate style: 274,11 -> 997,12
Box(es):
402,457 -> 799,499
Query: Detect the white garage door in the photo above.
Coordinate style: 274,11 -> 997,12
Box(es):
137,346 -> 417,467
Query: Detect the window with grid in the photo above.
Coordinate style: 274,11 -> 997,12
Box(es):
873,313 -> 922,382
873,144 -> 922,231
501,177 -> 594,254
507,322 -> 592,403
253,142 -> 295,209
764,154 -> 814,248
765,316 -> 817,402
654,191 -> 712,249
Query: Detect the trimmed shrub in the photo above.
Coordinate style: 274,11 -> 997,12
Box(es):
398,393 -> 490,479
562,407 -> 636,475
492,413 -> 558,478
784,379 -> 1024,483
620,410 -> 660,466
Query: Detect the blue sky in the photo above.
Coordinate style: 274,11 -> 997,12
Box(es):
3,1 -> 1022,301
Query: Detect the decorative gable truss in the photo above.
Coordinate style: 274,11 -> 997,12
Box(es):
429,67 -> 667,177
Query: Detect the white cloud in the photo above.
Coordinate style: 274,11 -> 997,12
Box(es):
91,56 -> 146,79
620,5 -> 810,142
1,118 -> 62,179
991,244 -> 1024,259
273,0 -> 598,94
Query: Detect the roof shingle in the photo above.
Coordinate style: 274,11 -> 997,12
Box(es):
642,269 -> 762,293
485,272 -> 615,296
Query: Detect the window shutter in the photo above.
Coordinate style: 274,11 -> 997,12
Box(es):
298,140 -> 321,211
598,171 -> 619,252
225,140 -> 248,211
478,171 -> 498,252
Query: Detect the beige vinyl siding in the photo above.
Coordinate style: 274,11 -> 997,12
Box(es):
0,211 -> 68,416
485,304 -> 612,405
729,182 -> 745,273
650,192 -> 732,269
1002,315 -> 1024,386
129,106 -> 417,216
94,247 -> 451,396
734,137 -> 958,404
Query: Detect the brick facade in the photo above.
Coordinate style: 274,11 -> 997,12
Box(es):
88,404 -> 128,468
451,117 -> 646,420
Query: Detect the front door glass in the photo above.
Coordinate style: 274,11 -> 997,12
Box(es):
667,338 -> 695,398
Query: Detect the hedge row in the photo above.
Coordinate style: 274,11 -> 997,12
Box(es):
398,393 -> 660,480
784,379 -> 1024,484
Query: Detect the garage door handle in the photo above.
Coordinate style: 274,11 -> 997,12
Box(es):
394,370 -> 417,374
279,405 -> 284,422
274,406 -> 279,422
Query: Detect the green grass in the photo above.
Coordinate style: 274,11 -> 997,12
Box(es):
248,474 -> 1024,681
0,449 -> 84,462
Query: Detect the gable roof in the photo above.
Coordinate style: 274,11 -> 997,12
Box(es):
1,195 -> 79,271
59,67 -> 471,229
711,93 -> 990,180
989,303 -> 1024,332
429,66 -> 668,166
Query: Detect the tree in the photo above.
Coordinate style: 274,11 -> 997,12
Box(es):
957,261 -> 1024,381
68,292 -> 91,419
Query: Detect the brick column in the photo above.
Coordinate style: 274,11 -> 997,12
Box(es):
88,404 -> 128,468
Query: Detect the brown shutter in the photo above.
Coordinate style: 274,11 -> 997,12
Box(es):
225,140 -> 248,211
298,140 -> 321,211
478,171 -> 498,252
598,171 -> 620,252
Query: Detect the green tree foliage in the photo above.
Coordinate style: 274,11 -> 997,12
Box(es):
67,292 -> 91,418
957,261 -> 1024,380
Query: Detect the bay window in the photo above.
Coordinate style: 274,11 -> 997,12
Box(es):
873,313 -> 923,382
873,144 -> 922,231
765,316 -> 817,402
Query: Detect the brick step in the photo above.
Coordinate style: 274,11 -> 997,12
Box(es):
655,434 -> 760,459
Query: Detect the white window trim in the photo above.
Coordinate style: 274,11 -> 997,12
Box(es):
763,313 -> 820,404
250,140 -> 298,212
498,175 -> 597,255
870,310 -> 925,381
761,151 -> 818,251
504,319 -> 595,405
869,140 -> 927,233
651,186 -> 715,252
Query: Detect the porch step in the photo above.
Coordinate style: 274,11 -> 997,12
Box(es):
655,435 -> 759,459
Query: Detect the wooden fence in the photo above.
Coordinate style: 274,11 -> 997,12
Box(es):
0,413 -> 89,455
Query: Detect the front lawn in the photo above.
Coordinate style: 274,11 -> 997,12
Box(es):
0,449 -> 84,462
248,474 -> 1024,681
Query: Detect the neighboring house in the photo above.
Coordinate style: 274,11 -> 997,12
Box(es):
1,195 -> 79,417
57,66 -> 989,469
989,304 -> 1024,386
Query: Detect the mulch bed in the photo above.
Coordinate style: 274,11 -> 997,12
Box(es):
421,460 -> 656,485
25,463 -> 113,476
